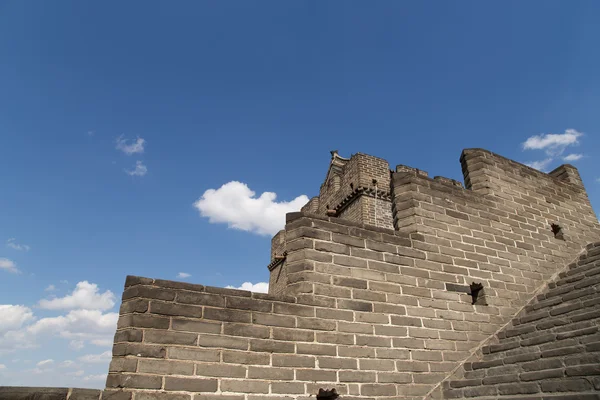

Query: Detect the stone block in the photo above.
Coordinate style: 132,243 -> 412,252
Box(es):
138,359 -> 194,375
220,380 -> 269,394
163,377 -> 218,392
168,347 -> 220,362
195,363 -> 246,378
106,374 -> 162,389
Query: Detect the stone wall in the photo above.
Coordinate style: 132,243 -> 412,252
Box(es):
103,148 -> 600,399
436,242 -> 600,399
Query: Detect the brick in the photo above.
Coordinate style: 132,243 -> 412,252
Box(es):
316,331 -> 354,345
109,358 -> 138,373
136,394 -> 190,400
359,359 -> 395,371
223,323 -> 270,339
251,312 -> 295,328
272,327 -> 314,342
203,307 -> 251,323
318,356 -> 357,369
196,363 -> 246,378
222,350 -> 270,365
138,359 -> 194,375
297,317 -> 335,331
356,335 -> 391,348
120,299 -> 149,314
297,342 -> 336,356
177,292 -> 225,307
117,314 -> 170,330
150,301 -> 202,318
250,339 -> 295,353
168,347 -> 220,362
172,319 -> 221,334
361,384 -> 396,396
497,382 -> 540,395
272,354 -> 315,367
333,276 -> 368,289
145,330 -> 197,345
338,346 -> 375,358
100,390 -> 132,400
113,343 -> 166,359
114,328 -> 143,343
271,382 -> 306,394
106,374 -> 162,389
164,377 -> 218,392
566,364 -> 600,376
273,302 -> 315,317
339,370 -> 377,382
296,369 -> 337,382
541,378 -> 592,392
520,368 -> 564,381
225,297 -> 272,312
123,285 -> 176,301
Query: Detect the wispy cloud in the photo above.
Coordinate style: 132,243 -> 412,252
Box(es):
176,272 -> 191,279
125,161 -> 148,177
69,340 -> 84,350
563,153 -> 583,162
45,285 -> 56,292
36,359 -> 54,367
78,351 -> 111,364
522,129 -> 582,156
226,282 -> 269,293
525,158 -> 554,172
0,258 -> 20,274
115,135 -> 145,155
194,181 -> 308,236
6,238 -> 30,252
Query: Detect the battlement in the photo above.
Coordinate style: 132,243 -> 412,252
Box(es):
21,147 -> 598,400
270,148 -> 598,297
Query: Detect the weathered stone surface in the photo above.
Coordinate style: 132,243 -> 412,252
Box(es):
96,149 -> 600,400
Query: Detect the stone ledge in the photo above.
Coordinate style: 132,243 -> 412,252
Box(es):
0,387 -> 102,400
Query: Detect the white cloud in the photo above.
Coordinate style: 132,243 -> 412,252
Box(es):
176,272 -> 191,279
0,305 -> 34,334
78,351 -> 112,364
69,340 -> 84,350
194,181 -> 308,236
38,281 -> 115,311
83,373 -> 107,382
90,338 -> 113,347
68,370 -> 85,377
125,160 -> 148,177
563,153 -> 583,162
0,364 -> 5,370
36,359 -> 54,367
522,129 -> 582,156
45,285 -> 56,292
115,135 -> 145,155
60,360 -> 76,368
6,238 -> 30,251
226,282 -> 269,293
525,158 -> 553,172
27,309 -> 118,339
0,258 -> 20,274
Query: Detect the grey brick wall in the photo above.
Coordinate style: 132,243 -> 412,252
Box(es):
437,242 -> 600,399
105,148 -> 600,400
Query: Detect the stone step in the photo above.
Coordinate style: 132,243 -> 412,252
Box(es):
448,364 -> 600,398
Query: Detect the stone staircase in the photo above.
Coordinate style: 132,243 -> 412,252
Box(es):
442,242 -> 600,399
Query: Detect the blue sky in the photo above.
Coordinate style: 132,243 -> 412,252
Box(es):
1,1 -> 599,388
